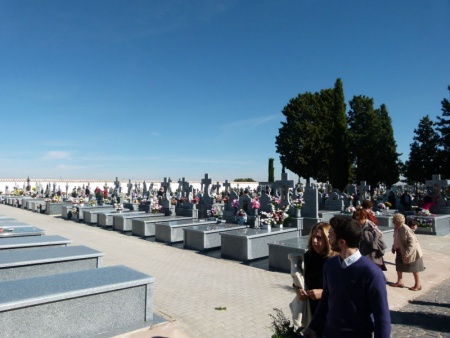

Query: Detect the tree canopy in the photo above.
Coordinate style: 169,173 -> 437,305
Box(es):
276,79 -> 399,190
405,115 -> 440,183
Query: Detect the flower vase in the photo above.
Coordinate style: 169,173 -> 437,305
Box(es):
296,208 -> 301,218
192,204 -> 197,210
261,223 -> 271,230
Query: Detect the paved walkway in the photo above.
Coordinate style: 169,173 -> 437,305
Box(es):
1,205 -> 449,337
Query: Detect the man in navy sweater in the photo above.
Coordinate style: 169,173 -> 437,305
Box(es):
304,216 -> 391,338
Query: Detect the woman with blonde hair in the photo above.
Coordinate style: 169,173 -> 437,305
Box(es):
390,213 -> 424,291
294,222 -> 336,315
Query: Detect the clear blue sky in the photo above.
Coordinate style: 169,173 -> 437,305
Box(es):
0,0 -> 449,183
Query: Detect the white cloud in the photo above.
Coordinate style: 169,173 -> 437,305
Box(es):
42,151 -> 71,160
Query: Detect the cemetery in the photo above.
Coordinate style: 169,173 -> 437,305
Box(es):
0,172 -> 449,336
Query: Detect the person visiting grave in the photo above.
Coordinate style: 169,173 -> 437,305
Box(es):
400,191 -> 412,211
388,191 -> 397,209
353,209 -> 387,271
360,200 -> 379,225
407,218 -> 418,232
304,216 -> 391,338
292,222 -> 337,321
419,194 -> 437,211
390,213 -> 424,291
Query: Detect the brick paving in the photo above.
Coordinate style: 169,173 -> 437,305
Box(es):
1,204 -> 449,338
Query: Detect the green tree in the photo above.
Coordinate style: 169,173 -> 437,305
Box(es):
327,78 -> 351,190
347,95 -> 382,188
405,115 -> 440,183
374,104 -> 400,186
347,99 -> 400,187
435,85 -> 450,178
268,158 -> 275,182
276,91 -> 329,183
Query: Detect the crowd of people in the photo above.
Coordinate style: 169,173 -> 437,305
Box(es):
290,200 -> 425,338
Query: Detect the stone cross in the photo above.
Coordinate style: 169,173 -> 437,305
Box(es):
142,181 -> 148,197
160,177 -> 171,193
201,173 -> 212,198
127,180 -> 133,196
214,181 -> 221,194
178,178 -> 187,192
114,177 -> 121,194
223,180 -> 231,193
425,174 -> 449,193
357,181 -> 371,199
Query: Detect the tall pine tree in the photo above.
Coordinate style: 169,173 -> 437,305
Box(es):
405,115 -> 440,183
435,85 -> 450,178
347,95 -> 380,188
328,78 -> 350,190
374,104 -> 400,186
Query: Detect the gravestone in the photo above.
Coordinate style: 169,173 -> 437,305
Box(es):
223,180 -> 231,194
273,173 -> 294,208
114,177 -> 121,195
200,173 -> 212,205
127,180 -> 133,197
324,190 -> 344,211
357,181 -> 371,200
425,174 -> 449,207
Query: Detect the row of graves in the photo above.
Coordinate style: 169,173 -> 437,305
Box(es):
0,214 -> 157,337
2,172 -> 449,274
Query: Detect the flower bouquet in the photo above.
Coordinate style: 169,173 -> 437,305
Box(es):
251,197 -> 260,210
377,203 -> 386,210
417,209 -> 434,216
291,198 -> 304,209
191,196 -> 200,204
232,199 -> 239,208
208,206 -> 222,220
151,204 -> 163,213
344,205 -> 356,214
89,200 -> 96,206
410,216 -> 433,228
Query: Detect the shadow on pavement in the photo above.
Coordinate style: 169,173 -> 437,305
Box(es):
390,310 -> 450,333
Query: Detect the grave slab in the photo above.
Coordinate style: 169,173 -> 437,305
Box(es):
0,226 -> 45,237
0,235 -> 71,252
132,216 -> 193,237
45,201 -> 71,215
72,205 -> 116,221
220,228 -> 300,261
155,219 -> 218,244
268,236 -> 309,272
0,265 -> 156,338
113,213 -> 167,232
83,207 -> 123,224
98,211 -> 145,228
406,214 -> 450,236
183,223 -> 247,250
26,199 -> 46,212
0,245 -> 103,281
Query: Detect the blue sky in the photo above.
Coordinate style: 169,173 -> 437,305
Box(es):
0,0 -> 449,183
